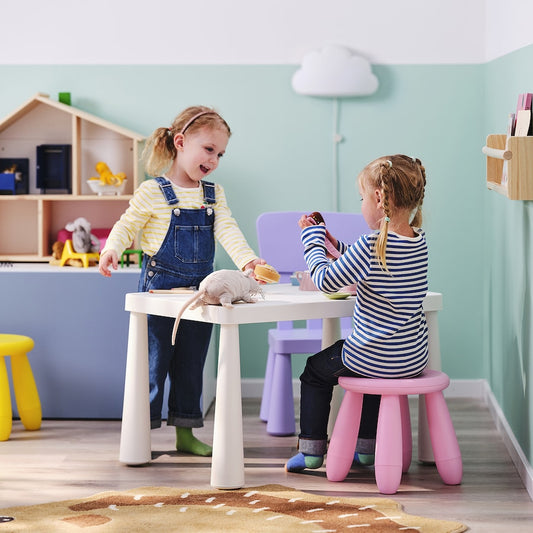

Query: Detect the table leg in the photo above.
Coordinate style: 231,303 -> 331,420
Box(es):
211,323 -> 245,489
418,310 -> 442,463
119,311 -> 151,465
323,318 -> 343,437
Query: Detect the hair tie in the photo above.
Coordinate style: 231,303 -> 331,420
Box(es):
386,160 -> 392,168
384,216 -> 390,223
167,128 -> 173,136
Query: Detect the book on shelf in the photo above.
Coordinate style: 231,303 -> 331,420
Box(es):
514,93 -> 532,135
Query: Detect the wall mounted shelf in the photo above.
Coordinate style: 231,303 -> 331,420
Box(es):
483,134 -> 533,200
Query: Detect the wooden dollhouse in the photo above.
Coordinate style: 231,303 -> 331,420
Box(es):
0,93 -> 145,262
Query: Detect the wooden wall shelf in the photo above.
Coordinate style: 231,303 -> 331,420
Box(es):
0,93 -> 145,261
483,134 -> 533,200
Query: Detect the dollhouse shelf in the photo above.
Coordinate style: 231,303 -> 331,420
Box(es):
483,134 -> 533,200
0,93 -> 145,262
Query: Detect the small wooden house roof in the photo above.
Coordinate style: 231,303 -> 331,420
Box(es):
0,92 -> 145,141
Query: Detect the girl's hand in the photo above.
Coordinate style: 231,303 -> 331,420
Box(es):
298,214 -> 316,229
98,250 -> 119,277
244,258 -> 266,271
299,214 -> 340,259
244,258 -> 267,283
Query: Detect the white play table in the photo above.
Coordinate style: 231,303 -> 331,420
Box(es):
119,284 -> 442,489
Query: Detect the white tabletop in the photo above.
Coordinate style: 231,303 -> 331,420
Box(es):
125,284 -> 442,324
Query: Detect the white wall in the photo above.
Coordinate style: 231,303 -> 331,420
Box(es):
485,0 -> 533,61
0,0 -> 497,65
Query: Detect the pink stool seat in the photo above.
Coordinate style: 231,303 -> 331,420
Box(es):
326,369 -> 462,494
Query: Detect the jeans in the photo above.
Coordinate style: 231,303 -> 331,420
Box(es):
148,314 -> 213,429
298,339 -> 381,456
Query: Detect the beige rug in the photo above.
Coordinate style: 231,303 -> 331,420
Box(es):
0,484 -> 467,532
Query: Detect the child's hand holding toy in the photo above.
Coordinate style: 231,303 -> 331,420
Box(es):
298,211 -> 341,259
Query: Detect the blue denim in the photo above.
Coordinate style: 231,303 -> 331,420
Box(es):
138,178 -> 216,429
298,339 -> 381,456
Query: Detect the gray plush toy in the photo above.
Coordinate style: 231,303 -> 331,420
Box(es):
171,269 -> 262,345
65,217 -> 100,253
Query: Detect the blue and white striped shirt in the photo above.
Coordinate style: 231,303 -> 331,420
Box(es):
301,225 -> 428,378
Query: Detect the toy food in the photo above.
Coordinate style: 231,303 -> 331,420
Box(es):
309,211 -> 325,224
254,263 -> 281,283
171,269 -> 263,344
306,211 -> 341,259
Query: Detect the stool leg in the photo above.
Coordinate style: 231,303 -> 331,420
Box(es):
375,394 -> 403,494
425,392 -> 462,485
266,353 -> 295,436
11,353 -> 42,431
400,395 -> 412,473
259,347 -> 275,422
326,391 -> 363,482
0,357 -> 12,441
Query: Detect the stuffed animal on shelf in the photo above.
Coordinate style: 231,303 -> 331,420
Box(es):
65,217 -> 100,253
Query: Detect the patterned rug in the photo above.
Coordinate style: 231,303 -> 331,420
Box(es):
0,484 -> 467,532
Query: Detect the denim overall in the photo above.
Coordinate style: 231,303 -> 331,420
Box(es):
138,177 -> 216,429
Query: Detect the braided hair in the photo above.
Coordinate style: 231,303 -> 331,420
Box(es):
358,154 -> 426,271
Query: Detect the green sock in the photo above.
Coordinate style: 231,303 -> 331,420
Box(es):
176,427 -> 212,457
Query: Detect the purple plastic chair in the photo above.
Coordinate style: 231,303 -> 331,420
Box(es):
256,211 -> 369,436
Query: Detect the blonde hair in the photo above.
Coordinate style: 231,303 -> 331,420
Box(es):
358,154 -> 426,271
142,105 -> 231,177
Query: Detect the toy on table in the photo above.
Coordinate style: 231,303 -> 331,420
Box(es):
87,162 -> 127,195
254,263 -> 280,283
171,269 -> 263,345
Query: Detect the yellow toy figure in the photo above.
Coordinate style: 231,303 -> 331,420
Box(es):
89,162 -> 126,187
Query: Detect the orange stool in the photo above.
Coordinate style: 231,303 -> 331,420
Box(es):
0,334 -> 42,441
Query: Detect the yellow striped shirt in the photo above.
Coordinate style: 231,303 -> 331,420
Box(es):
102,179 -> 258,270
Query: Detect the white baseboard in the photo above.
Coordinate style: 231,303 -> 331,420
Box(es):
483,381 -> 533,501
241,377 -> 533,501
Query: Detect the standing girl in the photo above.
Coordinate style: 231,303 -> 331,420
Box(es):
286,154 -> 428,472
99,106 -> 264,456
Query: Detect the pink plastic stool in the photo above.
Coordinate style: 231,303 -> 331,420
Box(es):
326,369 -> 462,494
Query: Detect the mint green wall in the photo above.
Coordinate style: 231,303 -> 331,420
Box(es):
484,45 -> 533,463
0,64 -> 484,386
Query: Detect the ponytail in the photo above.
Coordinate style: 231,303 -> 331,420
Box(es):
142,127 -> 177,177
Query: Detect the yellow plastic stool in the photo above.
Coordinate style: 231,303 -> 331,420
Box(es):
0,334 -> 42,441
